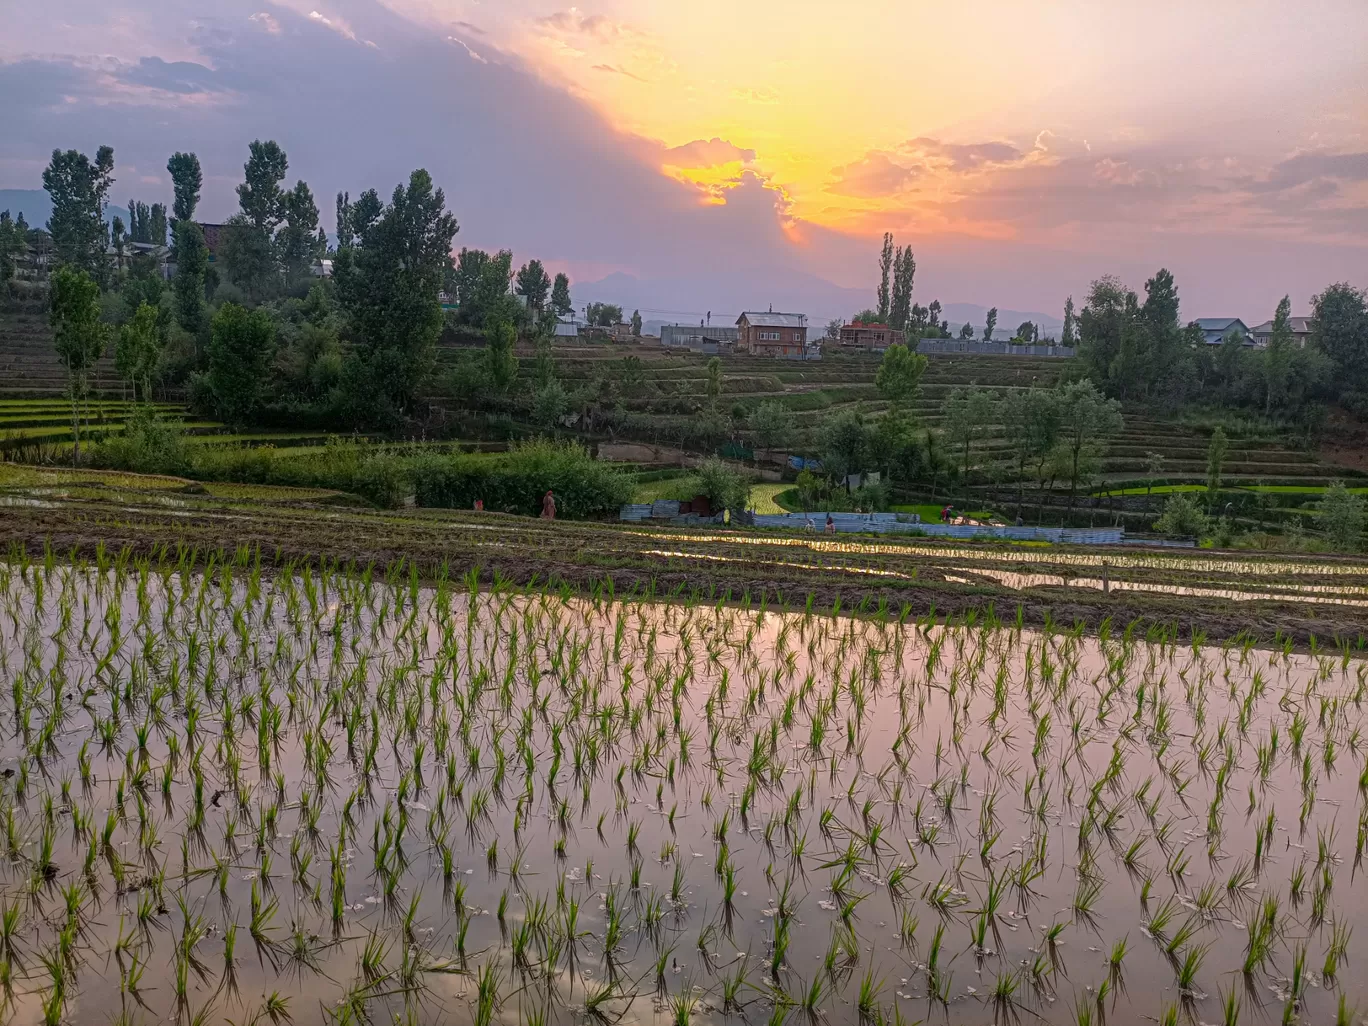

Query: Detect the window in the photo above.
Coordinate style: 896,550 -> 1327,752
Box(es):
758,331 -> 780,341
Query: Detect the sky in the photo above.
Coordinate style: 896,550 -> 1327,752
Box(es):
2,0 -> 1367,325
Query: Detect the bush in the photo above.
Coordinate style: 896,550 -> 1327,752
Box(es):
1153,492 -> 1210,537
1320,481 -> 1366,551
695,457 -> 752,513
411,439 -> 631,519
89,408 -> 192,476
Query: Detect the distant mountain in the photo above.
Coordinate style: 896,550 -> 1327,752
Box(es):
0,189 -> 132,234
940,303 -> 1064,339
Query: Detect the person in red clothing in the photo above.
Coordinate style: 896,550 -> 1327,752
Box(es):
541,491 -> 557,520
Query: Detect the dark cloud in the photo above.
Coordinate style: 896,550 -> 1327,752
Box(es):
906,137 -> 1022,171
1250,150 -> 1368,192
116,56 -> 230,95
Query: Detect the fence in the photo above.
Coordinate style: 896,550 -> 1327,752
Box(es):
915,340 -> 1076,358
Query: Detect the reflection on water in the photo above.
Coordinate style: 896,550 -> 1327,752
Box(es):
0,556 -> 1363,1025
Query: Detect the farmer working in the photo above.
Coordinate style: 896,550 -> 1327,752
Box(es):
541,490 -> 557,520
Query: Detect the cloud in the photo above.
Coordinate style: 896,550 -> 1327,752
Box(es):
1249,149 -> 1368,192
536,9 -> 641,42
116,56 -> 228,95
448,36 -> 488,64
662,138 -> 756,168
591,63 -> 642,81
732,87 -> 779,105
902,137 -> 1022,172
826,151 -> 919,198
249,12 -> 281,34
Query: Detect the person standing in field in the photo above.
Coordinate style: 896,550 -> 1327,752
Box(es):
541,490 -> 557,520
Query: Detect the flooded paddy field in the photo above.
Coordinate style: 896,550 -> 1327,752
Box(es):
1,548 -> 1366,1025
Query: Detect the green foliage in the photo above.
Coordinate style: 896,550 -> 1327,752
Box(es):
115,301 -> 163,401
551,273 -> 573,318
411,440 -> 632,518
1055,379 -> 1123,516
219,214 -> 278,300
1061,295 -> 1076,347
451,248 -> 514,327
958,322 -> 974,340
485,315 -> 519,395
334,169 -> 459,423
1206,427 -> 1228,507
876,233 -> 893,323
1263,295 -> 1295,415
514,260 -> 551,313
172,220 -> 208,334
944,385 -> 996,480
747,399 -> 795,450
587,303 -> 624,328
706,357 -> 723,405
42,144 -> 115,281
90,407 -> 190,476
874,342 -> 928,405
166,151 -> 202,224
531,379 -> 570,429
1311,282 -> 1368,396
50,266 -> 108,387
1320,482 -> 1366,552
818,408 -> 874,483
277,180 -> 324,284
695,456 -> 752,513
0,211 -> 26,282
207,302 -> 277,426
982,307 -> 997,341
630,309 -> 643,337
1154,492 -> 1210,538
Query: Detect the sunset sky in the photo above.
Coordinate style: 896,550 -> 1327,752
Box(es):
3,0 -> 1366,323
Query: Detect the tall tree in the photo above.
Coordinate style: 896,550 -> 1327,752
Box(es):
484,313 -> 519,394
166,151 -> 203,224
1061,295 -> 1076,347
944,386 -> 996,485
110,216 -> 127,272
173,220 -> 209,334
335,191 -> 354,251
334,168 -> 459,422
278,180 -> 323,283
220,141 -> 291,298
0,211 -> 25,282
876,232 -> 894,323
982,307 -> 997,342
630,309 -> 643,337
237,140 -> 289,234
889,246 -> 915,331
551,273 -> 573,318
49,266 -> 109,465
1311,282 -> 1368,395
116,301 -> 163,401
147,204 -> 168,248
1263,295 -> 1295,416
1000,387 -> 1060,520
42,145 -> 115,279
958,322 -> 975,340
207,302 -> 277,426
1077,275 -> 1133,385
514,259 -> 552,313
1055,379 -> 1123,521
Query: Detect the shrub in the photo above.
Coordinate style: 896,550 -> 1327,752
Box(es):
695,457 -> 752,513
411,439 -> 631,519
90,408 -> 192,477
1320,481 -> 1366,551
1153,492 -> 1210,537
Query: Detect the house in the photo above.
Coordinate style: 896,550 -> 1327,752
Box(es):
737,311 -> 811,358
1194,317 -> 1253,346
1249,316 -> 1313,348
197,222 -> 226,260
553,319 -> 583,339
839,321 -> 904,352
660,324 -> 740,355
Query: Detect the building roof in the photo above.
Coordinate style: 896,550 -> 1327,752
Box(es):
738,311 -> 806,328
1194,317 -> 1249,332
1250,317 -> 1313,334
845,321 -> 895,331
